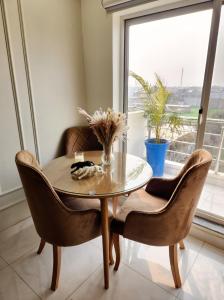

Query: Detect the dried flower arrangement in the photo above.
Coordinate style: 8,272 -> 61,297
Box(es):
78,108 -> 128,165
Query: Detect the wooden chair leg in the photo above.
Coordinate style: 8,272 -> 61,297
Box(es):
179,240 -> 185,250
109,231 -> 114,265
37,239 -> 46,254
112,197 -> 119,216
51,245 -> 61,291
113,233 -> 120,271
169,244 -> 181,288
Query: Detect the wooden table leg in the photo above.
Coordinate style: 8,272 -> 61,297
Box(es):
100,198 -> 109,289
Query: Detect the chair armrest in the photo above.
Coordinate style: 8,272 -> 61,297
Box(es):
123,207 -> 182,246
145,177 -> 180,200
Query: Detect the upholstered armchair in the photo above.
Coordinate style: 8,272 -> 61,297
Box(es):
111,149 -> 212,288
63,126 -> 121,215
64,126 -> 102,156
15,150 -> 110,291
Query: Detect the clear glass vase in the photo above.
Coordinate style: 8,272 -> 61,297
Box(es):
101,143 -> 113,166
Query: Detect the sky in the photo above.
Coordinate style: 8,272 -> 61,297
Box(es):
129,8 -> 224,87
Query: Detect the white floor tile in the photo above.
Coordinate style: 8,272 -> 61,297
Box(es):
178,243 -> 224,300
1,216 -> 223,300
90,236 -> 102,249
120,236 -> 203,296
0,217 -> 39,264
69,264 -> 176,300
0,266 -> 39,300
12,241 -> 102,300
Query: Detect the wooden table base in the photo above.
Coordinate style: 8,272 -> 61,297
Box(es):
43,152 -> 152,290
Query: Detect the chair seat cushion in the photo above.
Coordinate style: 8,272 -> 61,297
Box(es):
58,192 -> 101,211
112,188 -> 167,235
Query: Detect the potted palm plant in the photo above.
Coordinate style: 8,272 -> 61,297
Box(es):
130,71 -> 182,176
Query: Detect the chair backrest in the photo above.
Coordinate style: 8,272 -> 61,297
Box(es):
176,149 -> 211,181
164,149 -> 212,240
125,149 -> 212,246
65,126 -> 102,156
15,150 -> 101,246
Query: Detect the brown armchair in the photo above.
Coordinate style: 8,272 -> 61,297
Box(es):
64,126 -> 120,215
64,126 -> 102,156
15,150 -> 109,291
111,149 -> 212,288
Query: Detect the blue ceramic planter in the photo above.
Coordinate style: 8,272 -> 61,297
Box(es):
145,138 -> 169,177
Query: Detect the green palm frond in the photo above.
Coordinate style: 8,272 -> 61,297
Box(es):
167,113 -> 183,137
129,71 -> 151,96
130,71 -> 182,143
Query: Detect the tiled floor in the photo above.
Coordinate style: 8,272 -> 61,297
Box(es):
0,217 -> 223,300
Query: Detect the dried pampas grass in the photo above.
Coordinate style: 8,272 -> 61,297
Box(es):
78,107 -> 128,146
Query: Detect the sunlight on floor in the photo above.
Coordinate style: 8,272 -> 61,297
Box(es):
0,217 -> 223,300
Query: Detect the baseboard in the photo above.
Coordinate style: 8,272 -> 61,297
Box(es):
190,222 -> 224,250
0,187 -> 25,209
0,188 -> 30,232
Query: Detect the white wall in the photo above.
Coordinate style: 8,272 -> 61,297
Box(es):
0,0 -> 87,225
81,0 -> 113,113
0,3 -> 22,194
21,0 -> 87,164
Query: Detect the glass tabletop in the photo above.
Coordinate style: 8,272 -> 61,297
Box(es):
43,151 -> 152,198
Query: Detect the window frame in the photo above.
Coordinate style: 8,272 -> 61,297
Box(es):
120,0 -> 224,225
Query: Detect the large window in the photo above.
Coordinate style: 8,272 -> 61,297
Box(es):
125,2 -> 224,222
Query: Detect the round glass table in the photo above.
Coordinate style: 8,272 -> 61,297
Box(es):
43,151 -> 152,289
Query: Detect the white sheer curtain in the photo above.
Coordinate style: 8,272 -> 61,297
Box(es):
101,0 -> 157,12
